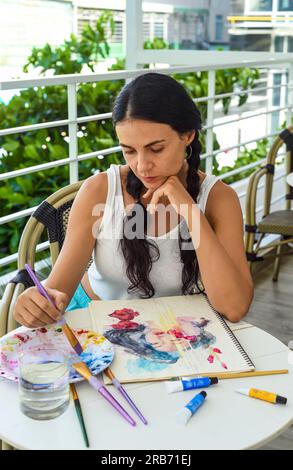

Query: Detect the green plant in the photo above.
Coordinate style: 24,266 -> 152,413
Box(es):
23,11 -> 115,75
143,38 -> 169,50
213,138 -> 269,185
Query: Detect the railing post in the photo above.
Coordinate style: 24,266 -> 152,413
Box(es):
205,70 -> 215,175
125,0 -> 143,71
67,83 -> 79,183
286,62 -> 293,128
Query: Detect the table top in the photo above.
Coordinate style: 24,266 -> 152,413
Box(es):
286,172 -> 293,187
0,312 -> 292,450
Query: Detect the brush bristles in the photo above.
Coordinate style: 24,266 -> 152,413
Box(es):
72,362 -> 92,380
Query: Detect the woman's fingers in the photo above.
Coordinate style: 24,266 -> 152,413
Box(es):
147,187 -> 167,214
15,306 -> 49,329
25,298 -> 60,325
29,289 -> 61,322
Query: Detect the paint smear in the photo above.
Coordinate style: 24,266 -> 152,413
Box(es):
126,357 -> 170,375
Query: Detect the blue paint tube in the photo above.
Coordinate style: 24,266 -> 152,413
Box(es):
176,391 -> 207,425
165,377 -> 218,394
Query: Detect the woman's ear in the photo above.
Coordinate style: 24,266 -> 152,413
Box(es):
185,130 -> 196,146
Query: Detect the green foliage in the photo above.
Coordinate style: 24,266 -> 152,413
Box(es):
213,139 -> 269,185
172,68 -> 260,121
23,11 -> 115,75
143,38 -> 170,50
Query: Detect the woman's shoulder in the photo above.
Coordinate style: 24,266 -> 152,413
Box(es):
205,177 -> 239,225
74,170 -> 109,211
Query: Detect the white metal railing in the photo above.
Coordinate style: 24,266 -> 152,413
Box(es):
1,56 -> 293,268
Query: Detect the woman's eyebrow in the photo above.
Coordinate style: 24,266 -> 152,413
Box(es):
120,139 -> 166,149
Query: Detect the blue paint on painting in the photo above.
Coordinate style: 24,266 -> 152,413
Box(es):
127,357 -> 170,375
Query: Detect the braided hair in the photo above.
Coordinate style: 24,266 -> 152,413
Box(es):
112,72 -> 205,298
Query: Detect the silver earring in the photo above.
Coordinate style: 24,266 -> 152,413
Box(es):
185,145 -> 192,160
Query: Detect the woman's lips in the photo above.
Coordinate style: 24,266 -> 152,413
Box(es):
142,176 -> 158,182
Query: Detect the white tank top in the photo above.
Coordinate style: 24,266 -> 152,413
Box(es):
88,164 -> 220,300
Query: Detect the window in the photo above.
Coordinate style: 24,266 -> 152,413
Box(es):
274,36 -> 284,51
112,21 -> 123,43
249,0 -> 273,11
278,0 -> 293,11
215,15 -> 223,41
143,22 -> 151,41
154,22 -> 164,39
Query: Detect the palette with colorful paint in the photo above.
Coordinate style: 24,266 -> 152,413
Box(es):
0,324 -> 114,383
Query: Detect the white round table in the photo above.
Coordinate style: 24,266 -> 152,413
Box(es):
286,172 -> 293,187
0,316 -> 292,450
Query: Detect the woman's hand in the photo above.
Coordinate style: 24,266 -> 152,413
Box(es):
14,286 -> 69,328
142,175 -> 194,218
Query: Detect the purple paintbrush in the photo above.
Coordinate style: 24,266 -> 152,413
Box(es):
25,263 -> 83,356
104,368 -> 148,425
72,360 -> 136,427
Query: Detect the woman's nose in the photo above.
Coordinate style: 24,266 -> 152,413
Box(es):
136,154 -> 153,174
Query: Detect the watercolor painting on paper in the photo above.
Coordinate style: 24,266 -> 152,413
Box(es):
89,295 -> 254,384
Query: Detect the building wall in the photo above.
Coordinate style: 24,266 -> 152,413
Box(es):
208,1 -> 231,44
229,0 -> 293,51
76,0 -> 231,52
0,0 -> 74,79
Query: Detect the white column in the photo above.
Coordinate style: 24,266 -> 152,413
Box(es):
205,70 -> 215,175
67,83 -> 79,183
125,0 -> 143,70
286,62 -> 293,128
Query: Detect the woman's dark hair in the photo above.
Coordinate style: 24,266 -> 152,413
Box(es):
112,72 -> 204,298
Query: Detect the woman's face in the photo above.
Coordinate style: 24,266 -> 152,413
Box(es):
115,119 -> 194,189
145,327 -> 178,352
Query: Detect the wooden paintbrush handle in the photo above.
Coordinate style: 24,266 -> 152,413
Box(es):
104,368 -> 115,381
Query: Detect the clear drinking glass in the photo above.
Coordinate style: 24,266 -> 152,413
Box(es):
18,347 -> 70,420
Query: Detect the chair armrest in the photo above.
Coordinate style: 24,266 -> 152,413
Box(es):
6,283 -> 25,333
245,166 -> 269,228
0,282 -> 16,337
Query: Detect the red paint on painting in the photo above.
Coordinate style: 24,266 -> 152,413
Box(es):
207,354 -> 214,363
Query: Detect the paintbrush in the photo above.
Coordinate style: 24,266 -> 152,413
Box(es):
104,367 -> 148,425
172,369 -> 289,381
72,360 -> 136,427
25,264 -> 83,355
70,383 -> 90,448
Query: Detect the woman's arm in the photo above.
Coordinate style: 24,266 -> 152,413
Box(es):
14,172 -> 107,327
44,172 -> 108,301
184,182 -> 254,323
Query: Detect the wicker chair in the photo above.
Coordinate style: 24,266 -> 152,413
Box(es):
0,180 -> 85,450
245,126 -> 293,281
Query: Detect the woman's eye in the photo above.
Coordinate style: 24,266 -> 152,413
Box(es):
125,150 -> 135,155
151,148 -> 164,153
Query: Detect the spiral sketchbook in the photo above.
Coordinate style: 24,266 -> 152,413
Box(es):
88,294 -> 255,384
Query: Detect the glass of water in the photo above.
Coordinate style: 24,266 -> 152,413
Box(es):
18,347 -> 70,420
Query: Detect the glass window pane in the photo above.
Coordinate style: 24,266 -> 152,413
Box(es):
215,15 -> 223,41
274,36 -> 284,51
249,0 -> 273,10
289,36 -> 293,52
278,0 -> 293,11
154,22 -> 164,39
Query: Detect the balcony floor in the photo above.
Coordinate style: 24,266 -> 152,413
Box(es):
247,255 -> 293,450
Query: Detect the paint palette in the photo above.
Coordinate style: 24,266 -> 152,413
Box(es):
0,324 -> 114,383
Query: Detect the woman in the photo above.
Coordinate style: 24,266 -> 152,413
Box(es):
14,73 -> 253,328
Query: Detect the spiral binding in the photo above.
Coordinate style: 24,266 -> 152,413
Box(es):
202,294 -> 255,370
